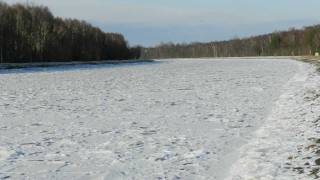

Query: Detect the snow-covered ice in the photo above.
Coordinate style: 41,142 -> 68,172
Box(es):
0,58 -> 319,179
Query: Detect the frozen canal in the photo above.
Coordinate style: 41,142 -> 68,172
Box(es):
0,59 -> 307,179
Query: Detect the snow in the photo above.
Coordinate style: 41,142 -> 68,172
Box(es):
227,61 -> 320,180
0,58 -> 318,179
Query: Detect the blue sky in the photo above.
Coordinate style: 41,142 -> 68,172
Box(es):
5,0 -> 320,46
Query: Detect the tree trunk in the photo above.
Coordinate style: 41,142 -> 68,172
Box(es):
1,47 -> 3,64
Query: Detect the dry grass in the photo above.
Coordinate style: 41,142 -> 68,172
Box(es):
294,56 -> 320,72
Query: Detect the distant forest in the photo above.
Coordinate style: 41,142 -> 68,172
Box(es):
0,2 -> 140,63
2,2 -> 320,62
141,25 -> 320,59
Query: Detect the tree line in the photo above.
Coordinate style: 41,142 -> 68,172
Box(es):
141,26 -> 320,59
0,2 -> 141,63
3,1 -> 320,62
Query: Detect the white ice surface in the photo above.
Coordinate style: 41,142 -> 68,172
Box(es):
0,58 -> 316,179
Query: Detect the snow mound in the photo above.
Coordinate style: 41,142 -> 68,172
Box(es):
0,148 -> 11,161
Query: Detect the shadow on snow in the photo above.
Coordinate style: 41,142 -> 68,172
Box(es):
0,60 -> 161,74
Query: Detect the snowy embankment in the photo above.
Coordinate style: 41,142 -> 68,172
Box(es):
228,61 -> 320,179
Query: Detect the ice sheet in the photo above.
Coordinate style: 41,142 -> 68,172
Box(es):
0,58 -> 311,179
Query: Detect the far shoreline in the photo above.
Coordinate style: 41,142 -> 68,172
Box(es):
1,56 -> 319,71
0,59 -> 154,70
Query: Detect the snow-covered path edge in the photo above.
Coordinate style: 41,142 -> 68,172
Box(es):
227,60 -> 320,180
